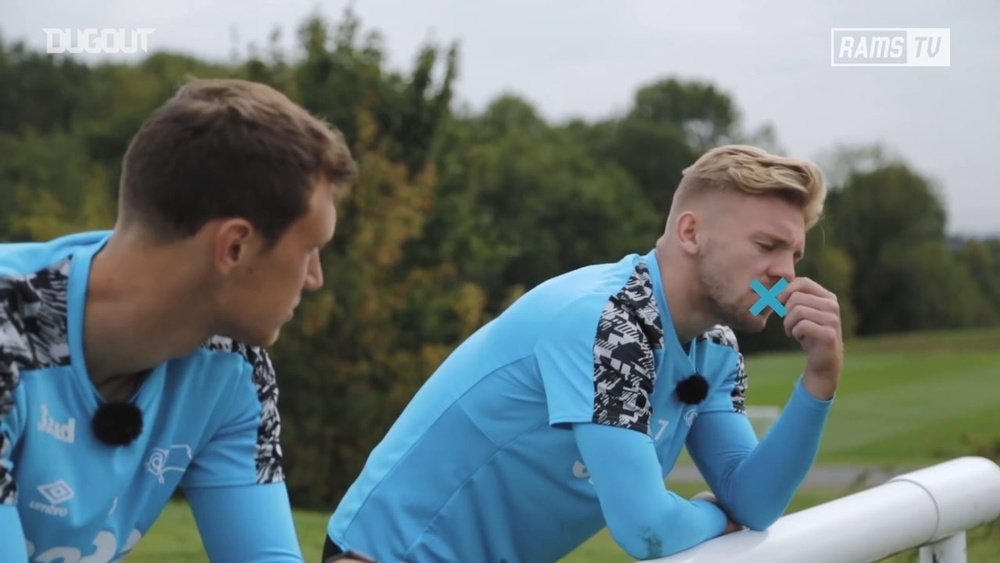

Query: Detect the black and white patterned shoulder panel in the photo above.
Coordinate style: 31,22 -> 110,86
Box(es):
202,336 -> 285,484
591,263 -> 665,434
0,260 -> 73,505
697,325 -> 747,414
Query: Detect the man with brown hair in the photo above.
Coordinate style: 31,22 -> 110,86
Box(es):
0,78 -> 355,561
325,145 -> 842,561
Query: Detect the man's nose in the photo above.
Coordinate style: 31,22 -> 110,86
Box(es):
769,255 -> 795,284
304,251 -> 324,291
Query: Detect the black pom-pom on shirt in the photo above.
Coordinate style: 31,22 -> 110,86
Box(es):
92,402 -> 143,446
677,374 -> 709,404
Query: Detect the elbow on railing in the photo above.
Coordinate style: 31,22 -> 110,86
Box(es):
609,525 -> 691,561
606,507 -> 711,560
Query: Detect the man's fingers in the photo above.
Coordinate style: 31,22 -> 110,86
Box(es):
790,318 -> 837,344
779,276 -> 836,302
784,292 -> 840,315
779,278 -> 843,340
784,303 -> 841,338
786,307 -> 841,337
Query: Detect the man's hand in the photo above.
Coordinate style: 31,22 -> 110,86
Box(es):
780,277 -> 844,400
691,491 -> 743,534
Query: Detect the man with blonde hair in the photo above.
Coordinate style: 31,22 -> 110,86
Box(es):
1,79 -> 356,561
325,145 -> 841,562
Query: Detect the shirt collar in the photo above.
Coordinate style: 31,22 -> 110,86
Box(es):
642,249 -> 696,370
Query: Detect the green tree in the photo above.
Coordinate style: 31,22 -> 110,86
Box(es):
418,95 -> 663,314
0,41 -> 94,134
957,238 -> 1000,317
581,78 -> 774,211
263,11 -> 466,508
0,130 -> 115,240
830,164 -> 994,333
870,240 -> 995,331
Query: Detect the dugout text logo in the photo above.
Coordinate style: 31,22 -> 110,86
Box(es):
831,28 -> 950,67
44,28 -> 155,55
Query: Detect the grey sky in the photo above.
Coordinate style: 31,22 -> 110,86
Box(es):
3,0 -> 998,236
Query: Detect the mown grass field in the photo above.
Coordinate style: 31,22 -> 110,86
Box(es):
132,328 -> 1000,562
742,327 -> 1000,468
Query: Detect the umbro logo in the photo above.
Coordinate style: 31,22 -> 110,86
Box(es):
29,480 -> 74,517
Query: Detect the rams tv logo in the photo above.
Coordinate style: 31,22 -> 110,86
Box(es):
831,28 -> 950,67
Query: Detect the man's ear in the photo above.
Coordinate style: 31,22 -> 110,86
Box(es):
676,211 -> 702,256
212,218 -> 256,274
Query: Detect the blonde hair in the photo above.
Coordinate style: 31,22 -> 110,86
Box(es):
672,145 -> 826,229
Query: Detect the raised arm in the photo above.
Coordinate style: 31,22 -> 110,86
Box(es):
687,379 -> 831,529
688,277 -> 842,529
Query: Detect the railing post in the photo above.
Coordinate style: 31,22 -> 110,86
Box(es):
918,531 -> 967,563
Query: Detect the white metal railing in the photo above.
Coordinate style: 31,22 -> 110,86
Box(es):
644,456 -> 1000,563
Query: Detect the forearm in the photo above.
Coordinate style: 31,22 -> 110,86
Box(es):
574,423 -> 729,559
801,369 -> 838,400
187,482 -> 303,563
704,379 -> 832,529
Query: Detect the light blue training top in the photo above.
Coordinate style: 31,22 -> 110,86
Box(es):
329,249 -> 832,561
0,232 -> 302,562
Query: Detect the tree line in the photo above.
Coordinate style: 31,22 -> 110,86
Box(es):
1,10 -> 997,508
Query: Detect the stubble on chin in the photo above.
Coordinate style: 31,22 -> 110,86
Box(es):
714,297 -> 764,333
698,263 -> 763,334
731,308 -> 769,333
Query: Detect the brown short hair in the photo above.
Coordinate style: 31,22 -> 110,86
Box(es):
119,78 -> 357,246
674,145 -> 826,229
